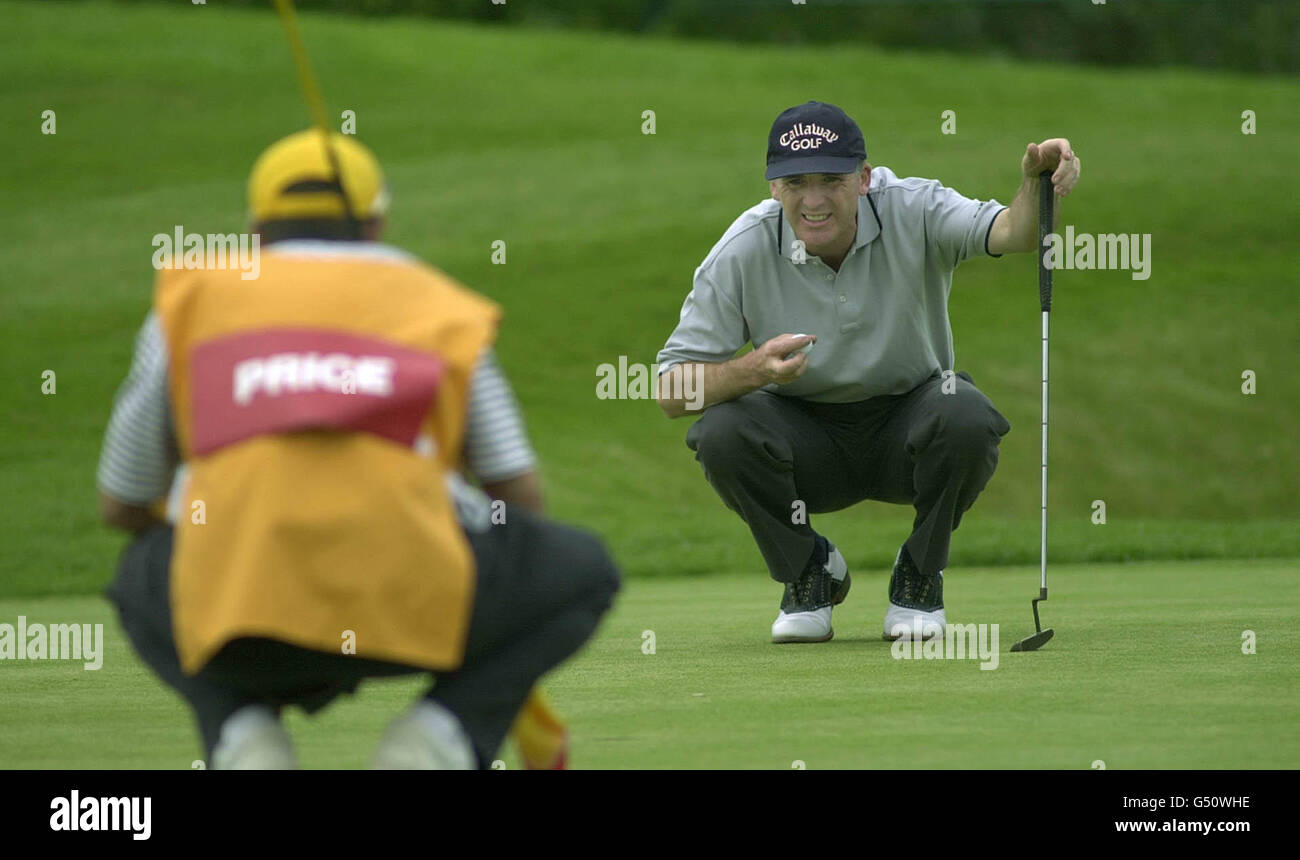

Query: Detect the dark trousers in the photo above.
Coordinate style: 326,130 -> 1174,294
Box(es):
106,508 -> 620,768
685,370 -> 1011,583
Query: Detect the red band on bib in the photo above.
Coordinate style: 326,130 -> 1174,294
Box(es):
189,328 -> 443,455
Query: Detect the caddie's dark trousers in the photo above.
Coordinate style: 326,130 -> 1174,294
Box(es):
106,508 -> 619,768
686,370 -> 1011,583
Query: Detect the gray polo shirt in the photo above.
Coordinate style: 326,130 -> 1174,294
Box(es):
656,165 -> 1005,403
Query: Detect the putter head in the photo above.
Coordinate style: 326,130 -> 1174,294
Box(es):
1010,589 -> 1054,652
1010,628 -> 1054,652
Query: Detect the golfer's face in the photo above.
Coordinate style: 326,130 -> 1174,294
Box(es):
771,170 -> 866,258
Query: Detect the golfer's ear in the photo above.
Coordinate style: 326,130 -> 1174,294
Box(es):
769,180 -> 780,199
859,164 -> 872,194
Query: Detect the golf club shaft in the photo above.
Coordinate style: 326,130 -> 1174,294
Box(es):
1038,169 -> 1053,595
270,0 -> 360,236
1041,310 -> 1048,593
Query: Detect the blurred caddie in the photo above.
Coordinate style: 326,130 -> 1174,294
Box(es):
97,129 -> 619,768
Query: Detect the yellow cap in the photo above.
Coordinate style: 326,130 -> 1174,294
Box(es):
247,129 -> 389,223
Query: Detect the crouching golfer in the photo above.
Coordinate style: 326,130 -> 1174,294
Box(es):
656,101 -> 1079,644
97,130 -> 619,768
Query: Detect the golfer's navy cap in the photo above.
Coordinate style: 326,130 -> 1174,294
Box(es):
765,101 -> 867,180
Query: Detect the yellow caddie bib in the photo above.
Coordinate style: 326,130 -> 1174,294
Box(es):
154,244 -> 499,675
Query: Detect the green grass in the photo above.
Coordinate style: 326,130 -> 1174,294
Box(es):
0,1 -> 1298,599
2,558 -> 1297,769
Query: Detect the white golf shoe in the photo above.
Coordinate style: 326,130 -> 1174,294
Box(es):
882,601 -> 947,640
212,705 -> 298,770
771,539 -> 850,644
881,544 -> 946,641
371,701 -> 477,770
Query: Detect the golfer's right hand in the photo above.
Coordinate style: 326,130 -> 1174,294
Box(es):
754,333 -> 816,385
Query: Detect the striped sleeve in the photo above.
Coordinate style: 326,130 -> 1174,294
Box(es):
95,312 -> 178,505
462,348 -> 537,483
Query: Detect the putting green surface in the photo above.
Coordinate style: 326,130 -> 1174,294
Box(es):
2,558 -> 1295,769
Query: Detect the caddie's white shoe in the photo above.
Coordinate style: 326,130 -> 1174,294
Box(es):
371,701 -> 477,770
881,544 -> 946,641
212,705 -> 298,770
771,538 -> 850,644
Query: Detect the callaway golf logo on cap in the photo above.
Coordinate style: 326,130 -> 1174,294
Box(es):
778,122 -> 839,151
765,101 -> 867,180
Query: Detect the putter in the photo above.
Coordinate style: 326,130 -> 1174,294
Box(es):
1011,169 -> 1057,653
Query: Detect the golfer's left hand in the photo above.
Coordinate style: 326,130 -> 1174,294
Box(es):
1022,138 -> 1080,197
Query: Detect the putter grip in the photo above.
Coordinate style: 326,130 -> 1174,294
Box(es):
1038,169 -> 1053,312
